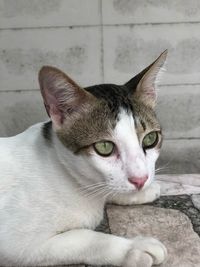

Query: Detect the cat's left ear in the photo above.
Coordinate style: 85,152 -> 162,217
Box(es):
125,50 -> 167,108
38,66 -> 95,129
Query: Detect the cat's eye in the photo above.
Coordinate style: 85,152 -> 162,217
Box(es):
142,131 -> 159,149
93,141 -> 114,157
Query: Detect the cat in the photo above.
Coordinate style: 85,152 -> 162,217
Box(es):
0,50 -> 168,267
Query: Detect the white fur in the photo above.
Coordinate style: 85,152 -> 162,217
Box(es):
0,113 -> 166,266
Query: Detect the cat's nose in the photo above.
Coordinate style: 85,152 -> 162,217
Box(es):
128,175 -> 148,189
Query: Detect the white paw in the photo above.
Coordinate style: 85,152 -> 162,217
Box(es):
126,236 -> 167,266
143,182 -> 161,203
123,249 -> 153,267
106,182 -> 161,205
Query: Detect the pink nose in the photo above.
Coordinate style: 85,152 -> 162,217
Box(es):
128,175 -> 148,189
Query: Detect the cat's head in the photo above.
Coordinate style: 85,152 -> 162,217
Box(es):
39,50 -> 167,194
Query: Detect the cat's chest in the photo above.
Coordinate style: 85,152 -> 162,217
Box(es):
53,196 -> 105,232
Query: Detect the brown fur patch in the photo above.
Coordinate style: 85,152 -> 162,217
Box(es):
132,99 -> 163,149
56,99 -> 117,153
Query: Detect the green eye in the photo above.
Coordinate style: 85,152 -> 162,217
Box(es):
142,131 -> 159,149
94,141 -> 114,157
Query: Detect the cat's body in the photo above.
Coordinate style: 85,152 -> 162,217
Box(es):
0,122 -> 105,263
0,51 -> 168,266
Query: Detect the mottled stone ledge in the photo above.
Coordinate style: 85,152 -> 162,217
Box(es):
107,201 -> 200,267
192,194 -> 200,211
156,174 -> 200,196
150,194 -> 200,236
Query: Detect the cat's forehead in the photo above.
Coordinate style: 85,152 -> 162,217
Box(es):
85,83 -> 133,115
85,83 -> 159,129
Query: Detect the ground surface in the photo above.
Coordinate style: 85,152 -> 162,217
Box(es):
152,194 -> 200,237
87,194 -> 200,267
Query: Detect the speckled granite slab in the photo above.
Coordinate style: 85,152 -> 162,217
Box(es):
107,202 -> 200,267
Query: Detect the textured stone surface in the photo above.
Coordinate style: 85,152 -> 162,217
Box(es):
157,139 -> 200,174
107,204 -> 200,267
0,90 -> 47,137
157,85 -> 200,139
156,174 -> 200,195
159,181 -> 200,196
192,194 -> 200,211
0,0 -> 100,28
102,0 -> 200,24
150,195 -> 200,237
103,24 -> 200,85
157,174 -> 200,187
0,27 -> 102,91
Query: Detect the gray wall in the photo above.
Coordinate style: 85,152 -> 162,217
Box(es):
0,0 -> 200,173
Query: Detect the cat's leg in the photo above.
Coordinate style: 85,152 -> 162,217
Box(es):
28,229 -> 166,267
107,182 -> 160,205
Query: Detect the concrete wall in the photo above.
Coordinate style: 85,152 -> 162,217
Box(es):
0,0 -> 199,173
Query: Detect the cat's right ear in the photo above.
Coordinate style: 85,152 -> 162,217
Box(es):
39,66 -> 94,129
125,50 -> 167,108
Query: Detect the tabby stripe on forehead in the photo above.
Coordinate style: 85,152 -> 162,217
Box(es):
133,116 -> 146,132
140,120 -> 146,131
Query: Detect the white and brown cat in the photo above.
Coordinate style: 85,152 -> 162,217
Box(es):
0,51 -> 168,266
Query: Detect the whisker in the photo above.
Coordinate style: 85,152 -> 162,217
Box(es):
78,184 -> 107,195
104,188 -> 115,200
77,182 -> 107,194
80,181 -> 107,189
155,160 -> 173,173
76,181 -> 122,202
104,188 -> 118,201
87,184 -> 114,200
80,185 -> 108,198
94,187 -> 110,199
155,166 -> 171,173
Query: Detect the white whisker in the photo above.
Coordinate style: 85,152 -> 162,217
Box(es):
155,160 -> 173,173
76,182 -> 108,195
80,185 -> 108,199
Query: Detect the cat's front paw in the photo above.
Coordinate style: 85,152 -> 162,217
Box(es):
142,182 -> 161,203
123,236 -> 167,267
107,182 -> 161,205
127,182 -> 161,205
123,249 -> 153,267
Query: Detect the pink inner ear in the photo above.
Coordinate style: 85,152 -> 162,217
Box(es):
39,66 -> 93,127
49,103 -> 64,125
43,88 -> 64,125
143,87 -> 156,97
